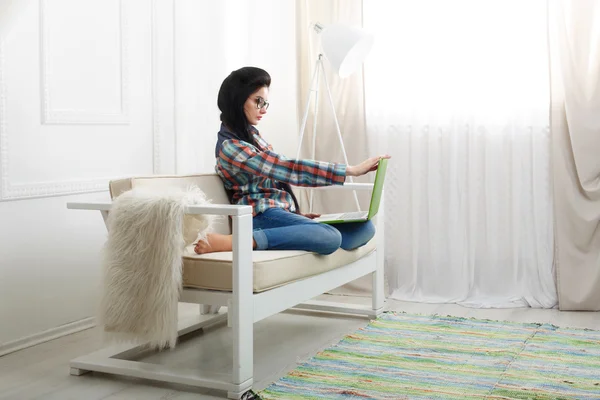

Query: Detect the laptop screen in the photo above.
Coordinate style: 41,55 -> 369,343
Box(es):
367,158 -> 388,219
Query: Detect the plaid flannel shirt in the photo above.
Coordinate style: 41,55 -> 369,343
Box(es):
216,129 -> 346,216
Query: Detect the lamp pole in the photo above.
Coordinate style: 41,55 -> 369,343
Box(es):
296,54 -> 361,213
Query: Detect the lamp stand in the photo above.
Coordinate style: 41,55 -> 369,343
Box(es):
296,54 -> 361,213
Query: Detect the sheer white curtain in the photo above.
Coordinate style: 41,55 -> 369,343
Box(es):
364,0 -> 557,308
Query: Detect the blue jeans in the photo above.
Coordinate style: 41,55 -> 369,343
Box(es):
252,207 -> 375,255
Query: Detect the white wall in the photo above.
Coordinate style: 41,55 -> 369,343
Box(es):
174,0 -> 299,174
0,0 -> 298,354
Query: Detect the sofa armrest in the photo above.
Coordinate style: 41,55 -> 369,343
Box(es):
67,201 -> 253,216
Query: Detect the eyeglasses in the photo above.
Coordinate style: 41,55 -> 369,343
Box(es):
255,97 -> 269,110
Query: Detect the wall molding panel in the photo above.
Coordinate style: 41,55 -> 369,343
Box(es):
0,38 -> 111,201
151,0 -> 176,175
0,39 -> 8,200
0,1 -> 166,202
151,0 -> 162,174
39,0 -> 130,125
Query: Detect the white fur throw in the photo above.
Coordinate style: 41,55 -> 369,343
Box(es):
100,186 -> 213,350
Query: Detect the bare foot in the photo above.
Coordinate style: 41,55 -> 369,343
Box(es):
194,234 -> 258,254
194,233 -> 233,254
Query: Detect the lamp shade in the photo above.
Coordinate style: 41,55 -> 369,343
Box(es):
319,23 -> 374,78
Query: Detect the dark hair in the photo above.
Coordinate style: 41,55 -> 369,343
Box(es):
218,67 -> 270,147
217,67 -> 301,213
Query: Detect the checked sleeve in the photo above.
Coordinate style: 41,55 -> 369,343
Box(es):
220,139 -> 346,187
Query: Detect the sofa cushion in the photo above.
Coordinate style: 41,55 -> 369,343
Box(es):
182,240 -> 376,293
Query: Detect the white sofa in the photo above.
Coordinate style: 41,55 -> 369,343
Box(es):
67,173 -> 385,399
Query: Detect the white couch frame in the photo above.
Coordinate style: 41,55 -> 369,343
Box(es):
67,183 -> 385,399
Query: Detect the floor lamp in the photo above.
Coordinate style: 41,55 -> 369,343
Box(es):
296,22 -> 374,212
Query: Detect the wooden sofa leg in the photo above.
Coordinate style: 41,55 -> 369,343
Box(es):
372,268 -> 385,315
230,214 -> 254,397
200,304 -> 221,315
373,196 -> 386,316
70,367 -> 91,376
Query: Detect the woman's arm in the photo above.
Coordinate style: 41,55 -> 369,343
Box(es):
346,155 -> 389,176
220,140 -> 346,187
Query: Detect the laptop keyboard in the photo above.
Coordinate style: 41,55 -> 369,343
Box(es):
337,211 -> 368,220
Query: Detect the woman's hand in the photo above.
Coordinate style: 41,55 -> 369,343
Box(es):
347,155 -> 391,177
301,213 -> 321,219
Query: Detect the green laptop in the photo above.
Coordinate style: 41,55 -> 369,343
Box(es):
314,158 -> 388,224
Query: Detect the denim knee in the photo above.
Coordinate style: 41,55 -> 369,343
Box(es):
314,224 -> 342,255
340,220 -> 376,250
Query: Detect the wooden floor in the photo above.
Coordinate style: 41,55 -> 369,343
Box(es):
1,296 -> 599,400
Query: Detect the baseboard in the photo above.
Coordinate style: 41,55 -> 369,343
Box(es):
0,317 -> 96,357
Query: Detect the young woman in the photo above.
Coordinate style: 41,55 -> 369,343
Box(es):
194,66 -> 389,255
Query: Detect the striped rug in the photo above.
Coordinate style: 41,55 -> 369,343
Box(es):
260,312 -> 600,399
